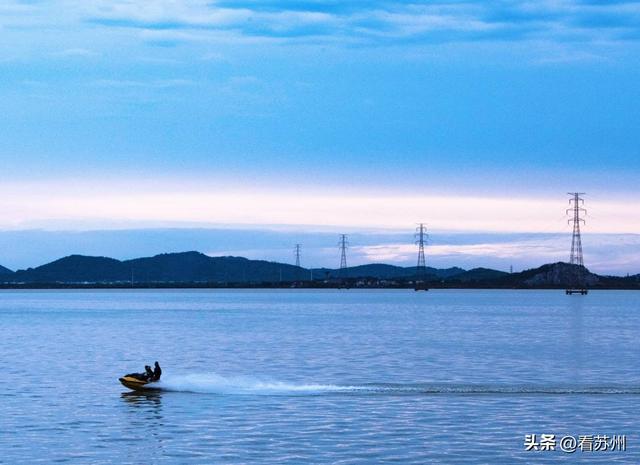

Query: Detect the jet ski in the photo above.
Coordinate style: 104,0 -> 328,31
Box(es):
119,373 -> 161,391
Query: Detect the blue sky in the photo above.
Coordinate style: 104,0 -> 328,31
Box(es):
1,1 -> 639,272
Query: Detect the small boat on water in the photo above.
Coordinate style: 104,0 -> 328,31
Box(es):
119,374 -> 160,391
120,362 -> 163,391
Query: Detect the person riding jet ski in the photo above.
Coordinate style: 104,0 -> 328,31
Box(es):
122,362 -> 161,382
122,366 -> 152,382
120,362 -> 162,391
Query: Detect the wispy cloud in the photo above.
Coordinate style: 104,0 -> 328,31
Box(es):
356,238 -> 565,263
90,78 -> 195,89
354,233 -> 640,274
0,180 -> 637,235
2,1 -> 638,66
70,0 -> 640,46
51,47 -> 96,57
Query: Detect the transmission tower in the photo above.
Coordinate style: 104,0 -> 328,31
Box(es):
566,192 -> 588,295
294,244 -> 301,267
414,224 -> 429,291
338,234 -> 348,280
294,244 -> 302,282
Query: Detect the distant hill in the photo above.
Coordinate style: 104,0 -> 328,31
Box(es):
0,264 -> 13,275
126,252 -> 303,283
12,255 -> 125,283
315,261 -> 636,289
0,253 -> 637,289
2,252 -> 468,285
3,252 -> 469,284
428,266 -> 467,279
515,262 -> 600,287
312,264 -> 417,280
8,252 -> 304,284
312,264 -> 465,280
446,267 -> 510,283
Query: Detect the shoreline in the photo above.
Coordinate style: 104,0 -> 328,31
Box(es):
1,283 -> 639,290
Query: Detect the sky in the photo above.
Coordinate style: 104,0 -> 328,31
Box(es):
1,0 -> 639,273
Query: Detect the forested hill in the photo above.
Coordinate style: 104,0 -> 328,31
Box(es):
0,252 -> 638,289
0,264 -> 13,275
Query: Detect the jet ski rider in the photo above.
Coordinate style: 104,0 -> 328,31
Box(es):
124,362 -> 162,382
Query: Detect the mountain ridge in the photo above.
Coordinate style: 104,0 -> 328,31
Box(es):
0,264 -> 13,275
0,252 -> 638,288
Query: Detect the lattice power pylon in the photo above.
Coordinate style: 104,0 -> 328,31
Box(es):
294,244 -> 301,267
338,234 -> 348,281
414,223 -> 429,291
294,243 -> 302,281
566,192 -> 588,295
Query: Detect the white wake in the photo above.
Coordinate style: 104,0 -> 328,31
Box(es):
154,373 -> 363,395
149,374 -> 640,396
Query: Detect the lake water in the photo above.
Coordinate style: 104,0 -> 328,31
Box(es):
1,289 -> 638,464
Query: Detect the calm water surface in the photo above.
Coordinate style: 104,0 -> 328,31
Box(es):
1,289 -> 638,464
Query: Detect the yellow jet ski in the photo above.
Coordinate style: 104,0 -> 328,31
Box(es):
119,374 -> 160,391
